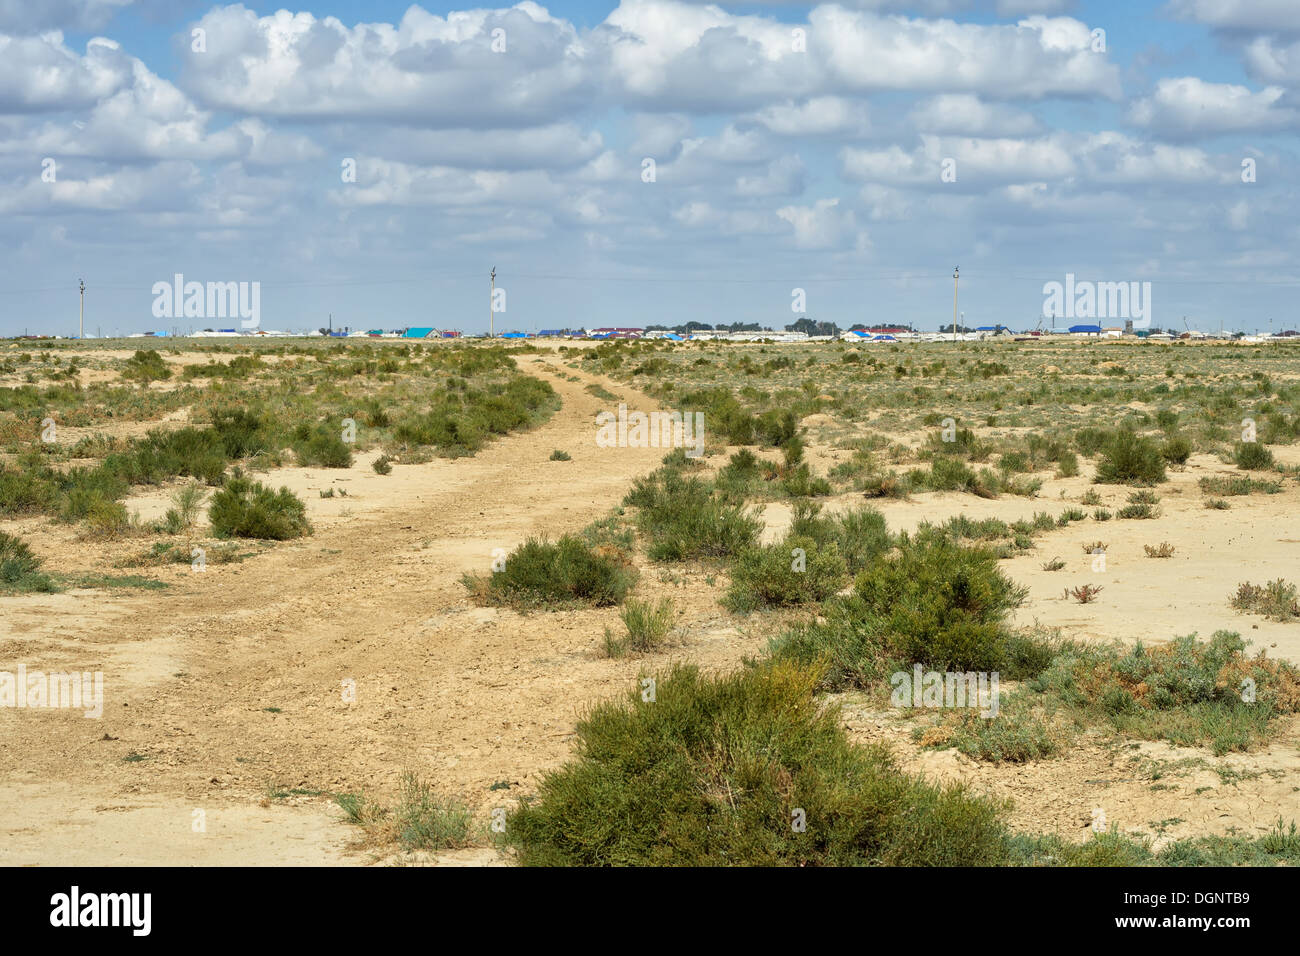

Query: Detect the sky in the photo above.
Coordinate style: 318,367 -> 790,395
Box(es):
1,0 -> 1298,336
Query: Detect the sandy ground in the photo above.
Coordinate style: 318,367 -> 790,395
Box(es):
1,347 -> 1298,863
0,354 -> 769,865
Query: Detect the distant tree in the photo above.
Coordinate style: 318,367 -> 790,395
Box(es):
786,317 -> 839,336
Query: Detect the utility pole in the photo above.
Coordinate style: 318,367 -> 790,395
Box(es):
79,278 -> 85,340
952,266 -> 959,341
489,267 -> 496,338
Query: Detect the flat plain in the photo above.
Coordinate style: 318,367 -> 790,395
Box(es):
2,336 -> 1298,865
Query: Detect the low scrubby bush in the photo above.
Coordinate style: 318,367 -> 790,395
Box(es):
507,661 -> 1011,866
1094,431 -> 1166,486
723,535 -> 848,613
624,468 -> 760,561
463,535 -> 635,610
208,476 -> 311,540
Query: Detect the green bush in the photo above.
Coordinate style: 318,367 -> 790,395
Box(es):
208,476 -> 311,540
0,531 -> 57,593
1161,435 -> 1192,465
120,350 -> 171,383
854,538 -> 1028,672
292,424 -> 354,468
624,468 -> 760,562
723,535 -> 848,613
1234,442 -> 1274,471
1094,432 -> 1166,486
395,375 -> 558,458
714,448 -> 763,500
1231,580 -> 1300,622
1028,631 -> 1299,755
463,535 -> 635,610
765,595 -> 894,690
507,661 -> 1011,866
605,597 -> 675,656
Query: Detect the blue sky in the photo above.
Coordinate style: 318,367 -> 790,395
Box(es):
2,0 -> 1298,335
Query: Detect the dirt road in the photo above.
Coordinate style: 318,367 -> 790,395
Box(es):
0,354 -> 722,865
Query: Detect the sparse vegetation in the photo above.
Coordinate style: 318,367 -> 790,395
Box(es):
1231,580 -> 1300,622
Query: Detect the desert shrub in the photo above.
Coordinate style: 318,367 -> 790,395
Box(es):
916,709 -> 1059,763
208,476 -> 311,540
778,538 -> 1029,678
675,388 -> 754,445
766,595 -> 894,690
292,424 -> 354,468
829,505 -> 893,573
855,538 -> 1026,671
336,772 -> 473,852
1231,580 -> 1300,622
1054,451 -> 1079,477
391,773 -> 473,851
0,531 -> 57,593
623,468 -> 760,561
1094,432 -> 1166,486
724,535 -> 848,613
784,501 -> 892,575
0,462 -> 59,516
1161,435 -> 1192,465
548,449 -> 571,461
120,350 -> 171,383
998,451 -> 1031,475
395,375 -> 558,457
104,427 -> 228,486
912,457 -> 998,497
462,535 -> 635,610
1028,631 -> 1300,755
161,483 -> 206,534
714,448 -> 763,500
779,463 -> 833,498
859,472 -> 907,499
1198,475 -> 1281,496
754,408 -> 799,447
372,454 -> 393,474
507,661 -> 1011,866
183,355 -> 265,381
1234,442 -> 1274,470
604,597 -> 675,656
579,512 -> 635,557
1073,427 -> 1113,457
926,425 -> 984,459
208,409 -> 275,459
